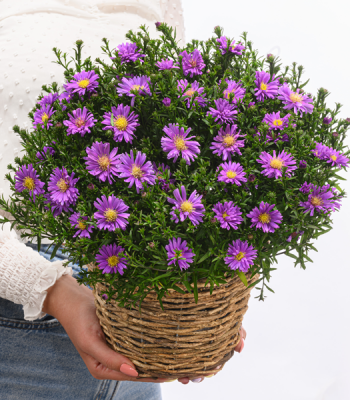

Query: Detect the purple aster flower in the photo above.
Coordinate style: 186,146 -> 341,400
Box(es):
299,184 -> 338,216
94,194 -> 130,231
33,105 -> 56,130
299,160 -> 307,169
213,201 -> 243,230
181,49 -> 205,77
63,106 -> 97,137
206,98 -> 238,125
311,142 -> 330,160
95,244 -> 128,275
323,116 -> 332,125
222,79 -> 246,104
266,131 -> 290,143
43,193 -> 74,217
36,145 -> 55,161
38,93 -> 59,107
210,124 -> 246,161
69,212 -> 93,239
84,142 -> 120,184
118,151 -> 156,193
257,150 -> 297,179
161,123 -> 200,165
254,71 -> 279,102
177,79 -> 206,108
224,239 -> 257,273
156,58 -> 179,70
325,147 -> 349,169
167,186 -> 205,226
101,294 -> 108,301
246,201 -> 283,233
64,70 -> 99,96
300,181 -> 312,194
101,104 -> 139,143
216,36 -> 245,56
117,75 -> 151,100
112,42 -> 145,64
165,237 -> 195,271
278,84 -> 314,116
262,111 -> 291,130
155,22 -> 161,28
58,92 -> 72,111
48,167 -> 79,207
217,161 -> 247,185
286,231 -> 304,243
15,164 -> 45,201
162,97 -> 171,107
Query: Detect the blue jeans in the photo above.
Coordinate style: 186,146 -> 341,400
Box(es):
0,243 -> 162,400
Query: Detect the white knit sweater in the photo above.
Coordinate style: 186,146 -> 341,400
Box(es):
0,0 -> 185,321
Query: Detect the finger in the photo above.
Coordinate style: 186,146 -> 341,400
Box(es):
234,325 -> 246,353
80,350 -> 170,382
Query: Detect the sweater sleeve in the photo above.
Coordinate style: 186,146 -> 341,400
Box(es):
0,221 -> 73,321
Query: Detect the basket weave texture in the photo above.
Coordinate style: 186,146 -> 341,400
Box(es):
91,264 -> 258,379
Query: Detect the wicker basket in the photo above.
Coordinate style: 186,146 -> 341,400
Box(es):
91,264 -> 258,379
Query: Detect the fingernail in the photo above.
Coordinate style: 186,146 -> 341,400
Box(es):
192,378 -> 203,383
206,374 -> 214,378
120,363 -> 138,377
166,379 -> 177,382
238,338 -> 245,353
215,365 -> 222,370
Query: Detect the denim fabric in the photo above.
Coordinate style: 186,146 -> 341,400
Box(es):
0,243 -> 162,400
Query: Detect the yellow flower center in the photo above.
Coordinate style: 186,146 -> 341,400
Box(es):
78,79 -> 90,88
226,170 -> 237,179
78,220 -> 87,230
224,89 -> 235,99
270,158 -> 284,170
104,208 -> 118,222
290,92 -> 302,103
98,155 -> 110,171
235,251 -> 245,261
331,155 -> 337,161
75,117 -> 85,128
56,178 -> 69,192
181,201 -> 193,213
177,251 -> 183,259
273,119 -> 283,126
189,59 -> 197,67
131,84 -> 145,92
185,89 -> 195,97
260,82 -> 267,91
310,196 -> 323,206
131,165 -> 143,179
114,116 -> 128,131
258,213 -> 271,224
222,212 -> 228,218
24,177 -> 35,190
174,137 -> 187,151
230,43 -> 236,51
41,113 -> 49,123
107,255 -> 119,267
223,135 -> 235,147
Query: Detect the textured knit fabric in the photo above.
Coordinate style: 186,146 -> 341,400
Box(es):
0,221 -> 73,321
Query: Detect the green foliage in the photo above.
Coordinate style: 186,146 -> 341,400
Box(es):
0,24 -> 348,305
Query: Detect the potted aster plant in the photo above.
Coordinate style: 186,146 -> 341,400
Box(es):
1,23 -> 349,379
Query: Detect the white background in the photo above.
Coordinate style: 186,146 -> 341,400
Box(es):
163,0 -> 350,399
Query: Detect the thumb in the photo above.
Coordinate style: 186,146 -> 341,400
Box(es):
82,327 -> 139,377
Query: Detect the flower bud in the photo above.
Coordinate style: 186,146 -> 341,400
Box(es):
248,174 -> 256,182
102,294 -> 108,300
149,242 -> 155,249
91,93 -> 98,97
299,160 -> 307,169
162,97 -> 171,107
247,234 -> 254,240
155,22 -> 161,29
332,132 -> 339,138
141,192 -> 147,198
345,118 -> 350,124
210,217 -> 216,224
323,116 -> 332,125
55,122 -> 62,128
87,183 -> 95,190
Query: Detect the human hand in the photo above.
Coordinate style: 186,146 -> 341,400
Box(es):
43,274 -> 225,384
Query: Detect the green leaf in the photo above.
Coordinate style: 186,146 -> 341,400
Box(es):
171,285 -> 186,294
197,251 -> 211,264
182,278 -> 193,293
236,271 -> 248,287
333,173 -> 346,181
50,241 -> 62,260
193,274 -> 198,303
